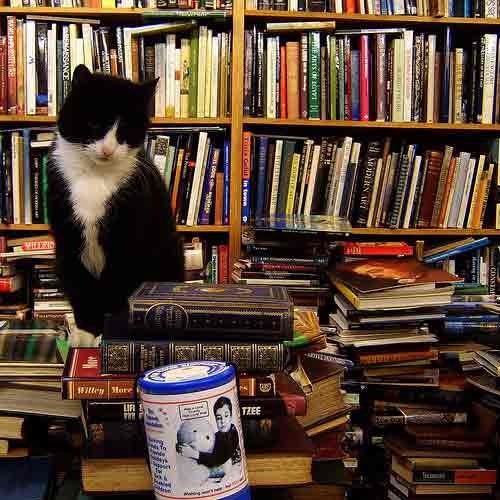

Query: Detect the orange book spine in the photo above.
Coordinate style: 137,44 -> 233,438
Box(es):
286,41 -> 300,120
16,20 -> 24,115
170,148 -> 185,215
110,48 -> 118,76
63,380 -> 136,400
358,349 -> 437,366
345,0 -> 357,13
131,37 -> 139,83
279,44 -> 287,118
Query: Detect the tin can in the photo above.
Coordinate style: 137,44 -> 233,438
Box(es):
139,361 -> 251,500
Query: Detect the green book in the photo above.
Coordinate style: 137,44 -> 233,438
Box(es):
308,31 -> 321,120
188,29 -> 199,118
41,152 -> 49,224
330,35 -> 337,120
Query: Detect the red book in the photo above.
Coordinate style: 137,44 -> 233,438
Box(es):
62,348 -> 136,401
299,34 -> 308,119
280,44 -> 287,118
345,0 -> 356,12
21,240 -> 55,251
0,275 -> 22,293
218,244 -> 229,284
340,241 -> 414,257
6,17 -> 16,115
359,35 -> 370,121
0,37 -> 7,114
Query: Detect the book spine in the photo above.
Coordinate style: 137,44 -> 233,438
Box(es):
101,341 -> 287,374
308,32 -> 320,119
6,17 -> 17,115
85,401 -> 144,423
359,35 -> 370,121
62,378 -> 136,400
198,147 -> 220,225
373,412 -> 467,427
412,469 -> 497,484
240,396 -> 305,418
0,38 -> 7,114
242,131 -> 252,224
358,350 -> 435,365
218,243 -> 229,284
375,34 -> 386,121
223,138 -> 230,225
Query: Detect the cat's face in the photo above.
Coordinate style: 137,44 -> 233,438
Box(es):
57,65 -> 157,167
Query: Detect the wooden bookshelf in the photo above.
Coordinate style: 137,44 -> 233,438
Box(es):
2,1 -> 500,270
244,117 -> 500,132
245,9 -> 500,26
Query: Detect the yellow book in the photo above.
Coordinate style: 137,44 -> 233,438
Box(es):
286,153 -> 301,215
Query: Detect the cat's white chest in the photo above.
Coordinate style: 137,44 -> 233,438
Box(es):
53,137 -> 136,279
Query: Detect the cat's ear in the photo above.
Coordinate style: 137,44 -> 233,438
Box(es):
72,65 -> 92,89
140,78 -> 159,103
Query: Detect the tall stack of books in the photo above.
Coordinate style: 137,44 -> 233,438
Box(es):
61,282 -> 317,493
241,132 -> 500,230
245,24 -> 500,124
0,17 -> 231,119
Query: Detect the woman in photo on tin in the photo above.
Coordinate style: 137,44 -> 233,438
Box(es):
179,396 -> 242,474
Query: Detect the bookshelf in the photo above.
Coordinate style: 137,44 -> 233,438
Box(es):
1,3 -> 500,268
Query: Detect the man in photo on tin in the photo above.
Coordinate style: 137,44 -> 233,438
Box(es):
179,396 -> 241,472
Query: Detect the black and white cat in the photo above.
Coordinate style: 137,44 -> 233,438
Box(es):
48,65 -> 184,344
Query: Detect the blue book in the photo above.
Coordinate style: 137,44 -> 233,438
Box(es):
255,136 -> 269,219
223,139 -> 230,225
381,0 -> 389,15
464,0 -> 472,16
197,146 -> 217,225
0,456 -> 54,500
440,27 -> 452,123
424,237 -> 491,264
351,50 -> 360,121
445,315 -> 500,321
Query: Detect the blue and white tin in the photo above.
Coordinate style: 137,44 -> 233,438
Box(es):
139,361 -> 251,500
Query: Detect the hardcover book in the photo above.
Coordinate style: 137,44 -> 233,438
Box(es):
128,282 -> 293,341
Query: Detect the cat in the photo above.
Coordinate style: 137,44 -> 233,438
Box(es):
48,65 -> 185,342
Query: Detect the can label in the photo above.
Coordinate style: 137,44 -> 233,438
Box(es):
141,378 -> 248,500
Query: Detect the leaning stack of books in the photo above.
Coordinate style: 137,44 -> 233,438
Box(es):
61,282 -> 316,494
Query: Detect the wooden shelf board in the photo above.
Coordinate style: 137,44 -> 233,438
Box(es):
348,228 -> 500,236
245,9 -> 500,25
0,116 -> 231,125
244,117 -> 500,131
0,224 -> 229,232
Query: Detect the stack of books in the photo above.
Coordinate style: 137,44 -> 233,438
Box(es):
0,18 -> 231,119
245,25 -> 500,124
61,282 -> 317,493
241,133 -> 499,230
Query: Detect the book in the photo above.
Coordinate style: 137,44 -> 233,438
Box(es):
340,241 -> 414,256
372,406 -> 467,427
101,338 -> 287,374
127,282 -> 293,341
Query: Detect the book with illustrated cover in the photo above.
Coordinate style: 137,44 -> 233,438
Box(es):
128,282 -> 293,340
330,258 -> 461,294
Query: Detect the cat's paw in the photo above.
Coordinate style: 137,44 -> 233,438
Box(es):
68,327 -> 100,348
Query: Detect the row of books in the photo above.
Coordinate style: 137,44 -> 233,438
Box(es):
0,18 -> 231,119
147,129 -> 230,226
241,132 -> 500,229
245,26 -> 500,124
7,0 -> 232,10
245,0 -> 499,17
185,238 -> 230,283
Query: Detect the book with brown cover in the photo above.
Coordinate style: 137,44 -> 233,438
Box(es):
404,425 -> 488,451
417,150 -> 444,228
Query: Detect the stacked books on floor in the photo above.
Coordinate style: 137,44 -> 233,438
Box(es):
245,0 -> 499,18
61,282 -> 318,493
241,132 -> 500,230
245,24 -> 500,124
233,234 -> 330,309
0,319 -> 81,471
0,17 -> 231,118
148,128 -> 230,226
